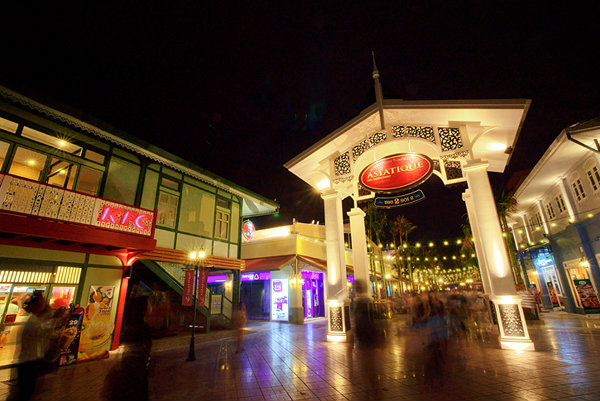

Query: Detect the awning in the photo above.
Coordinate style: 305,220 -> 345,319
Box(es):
298,255 -> 353,273
243,255 -> 295,272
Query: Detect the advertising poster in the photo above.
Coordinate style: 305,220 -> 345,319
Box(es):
573,279 -> 600,310
182,269 -> 194,306
78,285 -> 115,362
270,279 -> 289,321
58,309 -> 84,366
197,268 -> 209,307
546,282 -> 559,305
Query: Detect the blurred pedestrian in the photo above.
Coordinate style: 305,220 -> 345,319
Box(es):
7,291 -> 56,401
102,292 -> 152,401
352,280 -> 385,400
232,303 -> 247,353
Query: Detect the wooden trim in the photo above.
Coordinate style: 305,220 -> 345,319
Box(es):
140,246 -> 245,270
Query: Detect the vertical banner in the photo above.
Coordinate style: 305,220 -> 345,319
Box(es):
78,286 -> 115,362
182,269 -> 195,306
197,268 -> 209,307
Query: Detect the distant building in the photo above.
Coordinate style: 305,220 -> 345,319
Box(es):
509,118 -> 600,315
239,220 -> 399,324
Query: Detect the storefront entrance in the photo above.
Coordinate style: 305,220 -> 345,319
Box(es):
240,272 -> 271,320
301,271 -> 324,319
564,260 -> 600,313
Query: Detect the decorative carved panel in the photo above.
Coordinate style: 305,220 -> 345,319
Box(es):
334,152 -> 351,176
369,132 -> 387,146
498,303 -> 525,337
444,160 -> 463,180
438,127 -> 463,151
352,140 -> 371,161
407,126 -> 436,143
329,306 -> 343,332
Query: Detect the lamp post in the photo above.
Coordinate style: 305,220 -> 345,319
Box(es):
187,250 -> 206,362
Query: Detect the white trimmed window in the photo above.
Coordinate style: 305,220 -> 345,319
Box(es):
571,178 -> 586,202
545,202 -> 556,219
586,165 -> 600,192
555,194 -> 566,213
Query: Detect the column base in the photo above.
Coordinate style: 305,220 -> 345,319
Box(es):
492,295 -> 536,352
499,338 -> 535,352
326,299 -> 351,342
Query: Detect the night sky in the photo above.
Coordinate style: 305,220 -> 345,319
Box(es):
3,2 -> 599,243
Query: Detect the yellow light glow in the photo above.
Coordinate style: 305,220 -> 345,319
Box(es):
58,140 -> 67,147
588,213 -> 594,218
443,241 -> 449,246
266,226 -> 290,237
429,242 -> 434,247
489,142 -> 507,151
27,160 -> 35,166
456,239 -> 462,244
385,274 -> 391,279
316,178 -> 331,190
502,232 -> 507,237
551,222 -> 557,227
535,227 -> 541,231
416,243 -> 421,248
403,243 -> 407,248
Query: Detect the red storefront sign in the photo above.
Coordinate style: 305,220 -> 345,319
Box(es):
359,153 -> 433,193
197,268 -> 209,307
182,269 -> 195,306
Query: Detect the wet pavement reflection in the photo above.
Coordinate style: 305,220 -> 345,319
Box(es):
2,311 -> 600,401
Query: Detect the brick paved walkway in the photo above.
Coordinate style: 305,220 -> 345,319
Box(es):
2,313 -> 600,400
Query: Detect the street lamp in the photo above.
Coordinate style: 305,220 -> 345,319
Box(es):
187,249 -> 206,362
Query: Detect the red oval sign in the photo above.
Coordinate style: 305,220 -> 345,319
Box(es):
359,153 -> 433,193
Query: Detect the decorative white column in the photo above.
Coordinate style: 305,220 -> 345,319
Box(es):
462,189 -> 492,295
464,160 -> 534,351
322,190 -> 351,341
537,200 -> 550,235
559,178 -> 578,222
348,207 -> 373,299
521,215 -> 532,245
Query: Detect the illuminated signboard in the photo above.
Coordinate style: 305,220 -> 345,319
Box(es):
0,173 -> 154,237
359,153 -> 433,193
207,274 -> 227,283
347,275 -> 355,283
242,220 -> 255,240
241,272 -> 271,282
270,279 -> 289,321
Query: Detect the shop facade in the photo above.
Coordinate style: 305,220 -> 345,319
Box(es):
510,118 -> 600,315
241,222 -> 354,324
0,86 -> 278,375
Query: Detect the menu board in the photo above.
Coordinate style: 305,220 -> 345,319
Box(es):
573,279 -> 600,310
270,279 -> 289,321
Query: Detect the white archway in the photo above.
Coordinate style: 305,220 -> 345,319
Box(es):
285,98 -> 534,350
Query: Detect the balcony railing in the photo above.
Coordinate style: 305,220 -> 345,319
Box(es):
0,173 -> 155,237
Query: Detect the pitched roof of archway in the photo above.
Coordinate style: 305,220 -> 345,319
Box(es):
285,99 -> 530,197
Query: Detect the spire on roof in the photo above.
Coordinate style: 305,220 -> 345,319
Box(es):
371,51 -> 385,130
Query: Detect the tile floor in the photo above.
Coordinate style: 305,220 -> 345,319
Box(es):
2,312 -> 600,400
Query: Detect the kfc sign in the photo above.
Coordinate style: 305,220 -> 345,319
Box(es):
359,153 -> 433,193
93,202 -> 154,236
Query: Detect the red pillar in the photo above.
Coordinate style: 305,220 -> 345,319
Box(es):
111,263 -> 131,350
